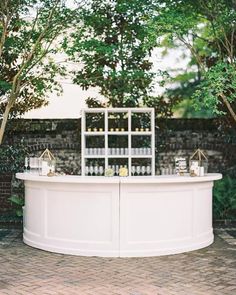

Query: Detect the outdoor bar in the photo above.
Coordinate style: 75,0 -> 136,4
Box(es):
16,108 -> 222,257
16,173 -> 221,257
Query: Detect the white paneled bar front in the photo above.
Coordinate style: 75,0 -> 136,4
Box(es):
16,173 -> 222,257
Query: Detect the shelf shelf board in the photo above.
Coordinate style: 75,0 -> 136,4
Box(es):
108,131 -> 129,135
131,155 -> 153,158
84,155 -> 105,158
84,132 -> 105,136
108,155 -> 129,158
131,131 -> 152,135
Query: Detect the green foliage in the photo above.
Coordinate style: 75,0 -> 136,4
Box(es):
66,0 -> 175,116
193,62 -> 236,116
8,195 -> 24,217
213,176 -> 236,220
0,0 -> 75,116
0,142 -> 28,173
152,0 -> 236,121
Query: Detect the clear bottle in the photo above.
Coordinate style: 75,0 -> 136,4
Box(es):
24,157 -> 29,173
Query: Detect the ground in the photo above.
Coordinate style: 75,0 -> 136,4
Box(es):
0,228 -> 235,295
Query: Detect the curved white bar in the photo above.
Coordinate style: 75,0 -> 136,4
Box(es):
16,173 -> 222,257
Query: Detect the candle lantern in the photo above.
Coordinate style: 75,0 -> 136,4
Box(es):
189,149 -> 208,177
39,149 -> 56,176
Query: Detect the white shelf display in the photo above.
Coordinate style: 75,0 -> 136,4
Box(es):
81,108 -> 155,176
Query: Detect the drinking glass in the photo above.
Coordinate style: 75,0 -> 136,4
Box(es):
85,166 -> 89,176
146,166 -> 151,175
99,166 -> 104,176
136,166 -> 141,175
94,166 -> 99,176
141,166 -> 146,175
89,166 -> 94,176
115,165 -> 119,176
131,166 -> 136,176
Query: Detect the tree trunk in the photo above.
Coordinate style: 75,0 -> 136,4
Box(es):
220,93 -> 236,124
0,103 -> 12,144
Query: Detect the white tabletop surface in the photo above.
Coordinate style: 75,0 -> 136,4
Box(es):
16,173 -> 222,184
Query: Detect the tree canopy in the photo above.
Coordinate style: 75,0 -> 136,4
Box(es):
1,0 -> 235,139
0,0 -> 75,143
153,0 -> 236,123
66,0 -> 177,117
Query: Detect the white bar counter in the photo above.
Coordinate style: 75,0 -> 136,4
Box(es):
16,173 -> 222,257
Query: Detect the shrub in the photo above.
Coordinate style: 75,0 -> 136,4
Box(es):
213,176 -> 236,221
0,142 -> 28,174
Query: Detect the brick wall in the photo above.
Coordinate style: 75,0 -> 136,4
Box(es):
1,118 -> 236,215
0,174 -> 13,215
4,117 -> 236,175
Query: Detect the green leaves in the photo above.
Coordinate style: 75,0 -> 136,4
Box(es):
0,142 -> 28,173
193,62 -> 236,116
8,195 -> 24,217
213,176 -> 236,220
0,0 -> 75,119
68,0 -> 161,109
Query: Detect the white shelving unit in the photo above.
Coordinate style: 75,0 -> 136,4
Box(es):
81,108 -> 155,176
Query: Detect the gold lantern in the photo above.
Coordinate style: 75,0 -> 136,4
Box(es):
189,149 -> 208,177
39,149 -> 56,176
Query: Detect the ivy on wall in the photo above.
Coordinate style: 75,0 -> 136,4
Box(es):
0,142 -> 28,174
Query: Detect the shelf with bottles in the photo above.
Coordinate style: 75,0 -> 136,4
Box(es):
81,108 -> 155,176
108,158 -> 129,177
85,158 -> 105,176
131,135 -> 152,156
131,158 -> 152,176
108,135 -> 128,156
85,136 -> 105,156
131,111 -> 152,132
108,111 -> 128,132
84,111 -> 105,133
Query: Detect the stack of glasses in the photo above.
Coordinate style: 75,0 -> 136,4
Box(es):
131,165 -> 152,176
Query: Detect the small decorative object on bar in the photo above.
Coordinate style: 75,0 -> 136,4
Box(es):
175,157 -> 187,176
189,149 -> 208,177
39,149 -> 56,176
105,167 -> 114,177
119,166 -> 128,177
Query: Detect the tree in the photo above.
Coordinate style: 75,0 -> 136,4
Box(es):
66,0 -> 175,116
0,0 -> 75,144
153,0 -> 236,123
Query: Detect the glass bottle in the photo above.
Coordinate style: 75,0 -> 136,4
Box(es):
24,157 -> 28,173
